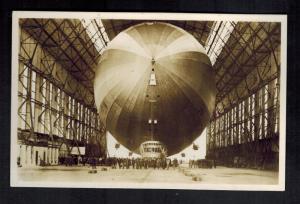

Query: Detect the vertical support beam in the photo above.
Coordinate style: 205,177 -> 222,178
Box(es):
254,91 -> 260,140
261,86 -> 266,138
244,97 -> 250,142
267,79 -> 275,136
206,123 -> 210,152
275,79 -> 280,133
229,109 -> 232,145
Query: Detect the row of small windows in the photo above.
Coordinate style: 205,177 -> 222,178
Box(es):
143,143 -> 161,147
143,147 -> 162,153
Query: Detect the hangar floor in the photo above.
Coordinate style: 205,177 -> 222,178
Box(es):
17,165 -> 278,185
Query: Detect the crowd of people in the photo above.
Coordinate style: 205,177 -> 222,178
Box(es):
105,157 -> 179,170
58,156 -> 218,169
58,156 -> 182,169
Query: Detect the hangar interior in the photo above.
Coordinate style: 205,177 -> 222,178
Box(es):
17,18 -> 280,171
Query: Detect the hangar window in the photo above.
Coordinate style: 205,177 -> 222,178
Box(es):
81,19 -> 109,54
205,21 -> 236,65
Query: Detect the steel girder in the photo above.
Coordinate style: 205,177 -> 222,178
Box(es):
213,22 -> 281,115
20,19 -> 101,101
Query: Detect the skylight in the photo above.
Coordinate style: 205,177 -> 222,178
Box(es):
81,19 -> 110,54
205,21 -> 236,65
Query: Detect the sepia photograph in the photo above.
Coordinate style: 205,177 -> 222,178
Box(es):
10,12 -> 287,190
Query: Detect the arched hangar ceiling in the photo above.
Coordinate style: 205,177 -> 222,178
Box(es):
19,19 -> 281,117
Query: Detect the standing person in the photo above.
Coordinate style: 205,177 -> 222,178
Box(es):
166,159 -> 169,170
137,158 -> 140,169
117,158 -> 122,169
89,157 -> 97,172
173,158 -> 178,168
156,159 -> 160,169
112,157 -> 116,169
114,157 -> 118,168
17,156 -> 21,167
120,158 -> 123,169
132,158 -> 135,169
141,159 -> 145,169
126,158 -> 130,169
122,159 -> 126,169
162,158 -> 167,169
78,156 -> 82,166
128,158 -> 131,169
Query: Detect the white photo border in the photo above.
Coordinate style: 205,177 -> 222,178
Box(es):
10,11 -> 287,191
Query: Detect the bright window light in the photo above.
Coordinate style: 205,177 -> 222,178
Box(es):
205,21 -> 236,65
81,19 -> 110,54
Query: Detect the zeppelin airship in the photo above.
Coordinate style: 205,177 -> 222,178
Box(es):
94,22 -> 216,155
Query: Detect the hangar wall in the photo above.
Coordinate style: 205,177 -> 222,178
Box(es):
206,22 -> 281,170
17,24 -> 106,167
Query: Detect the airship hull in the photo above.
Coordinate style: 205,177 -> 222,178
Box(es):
94,22 -> 216,155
